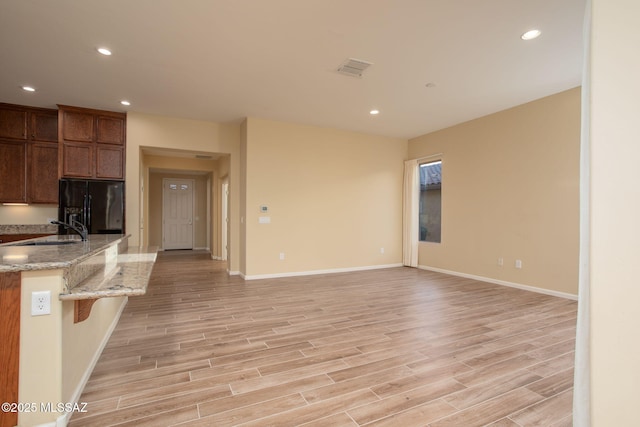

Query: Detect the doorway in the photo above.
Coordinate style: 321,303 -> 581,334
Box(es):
162,178 -> 195,250
221,177 -> 229,260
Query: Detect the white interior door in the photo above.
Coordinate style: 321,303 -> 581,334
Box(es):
163,178 -> 194,250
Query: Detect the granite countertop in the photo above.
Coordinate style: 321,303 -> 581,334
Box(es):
0,234 -> 128,272
0,224 -> 58,235
59,247 -> 158,301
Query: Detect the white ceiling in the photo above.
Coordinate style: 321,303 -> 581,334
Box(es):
0,0 -> 585,139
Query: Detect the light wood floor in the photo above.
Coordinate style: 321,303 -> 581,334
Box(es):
70,251 -> 577,426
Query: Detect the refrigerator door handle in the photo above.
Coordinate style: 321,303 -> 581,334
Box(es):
85,194 -> 92,232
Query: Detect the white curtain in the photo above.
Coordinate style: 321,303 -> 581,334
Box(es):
573,1 -> 591,425
402,159 -> 419,267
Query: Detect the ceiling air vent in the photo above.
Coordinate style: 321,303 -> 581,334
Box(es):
336,58 -> 372,78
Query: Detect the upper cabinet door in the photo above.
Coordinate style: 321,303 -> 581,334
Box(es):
0,106 -> 28,140
0,141 -> 27,202
28,142 -> 59,203
31,111 -> 58,142
60,142 -> 94,178
61,110 -> 94,143
96,115 -> 125,145
96,145 -> 124,179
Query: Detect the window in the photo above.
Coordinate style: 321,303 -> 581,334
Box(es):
419,160 -> 442,243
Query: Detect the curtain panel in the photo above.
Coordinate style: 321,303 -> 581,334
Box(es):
403,159 -> 419,267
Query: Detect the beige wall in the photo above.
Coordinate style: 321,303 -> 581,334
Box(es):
242,118 -> 406,277
409,87 -> 581,296
239,119 -> 247,274
127,112 -> 241,271
18,269 -> 64,427
590,0 -> 640,424
18,269 -> 125,427
0,205 -> 57,225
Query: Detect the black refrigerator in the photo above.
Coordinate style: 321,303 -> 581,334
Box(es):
58,179 -> 125,235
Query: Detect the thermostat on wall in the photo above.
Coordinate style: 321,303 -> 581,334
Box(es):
259,205 -> 268,213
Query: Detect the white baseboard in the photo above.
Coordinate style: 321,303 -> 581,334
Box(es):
56,297 -> 129,427
417,265 -> 578,300
243,263 -> 403,281
228,270 -> 241,276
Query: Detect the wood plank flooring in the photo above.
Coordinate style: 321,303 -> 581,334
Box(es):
69,250 -> 577,426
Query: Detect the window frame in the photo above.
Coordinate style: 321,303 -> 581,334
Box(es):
418,159 -> 442,244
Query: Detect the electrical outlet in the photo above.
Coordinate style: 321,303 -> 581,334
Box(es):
31,291 -> 51,316
515,259 -> 523,269
380,247 -> 385,254
279,253 -> 285,260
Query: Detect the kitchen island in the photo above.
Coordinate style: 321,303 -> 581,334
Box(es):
0,234 -> 157,427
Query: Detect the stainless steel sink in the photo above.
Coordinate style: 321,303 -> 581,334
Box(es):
11,240 -> 81,246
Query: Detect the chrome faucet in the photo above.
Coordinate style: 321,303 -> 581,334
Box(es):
51,219 -> 88,241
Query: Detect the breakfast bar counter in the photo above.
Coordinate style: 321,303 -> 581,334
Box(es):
0,234 -> 158,299
0,234 -> 127,272
59,247 -> 158,300
0,234 -> 158,427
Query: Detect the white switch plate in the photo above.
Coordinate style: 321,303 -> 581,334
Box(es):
259,216 -> 271,224
31,291 -> 51,316
515,259 -> 523,269
279,253 -> 285,260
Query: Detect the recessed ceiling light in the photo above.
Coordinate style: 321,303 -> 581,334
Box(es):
21,86 -> 36,92
97,47 -> 112,56
521,29 -> 541,40
370,110 -> 380,115
120,100 -> 131,106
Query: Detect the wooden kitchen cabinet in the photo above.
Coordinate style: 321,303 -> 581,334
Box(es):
28,142 -> 59,204
0,104 -> 58,204
0,234 -> 50,244
97,115 -> 125,145
0,141 -> 27,203
0,105 -> 28,140
58,105 -> 126,180
60,142 -> 93,177
31,110 -> 58,142
60,109 -> 94,142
